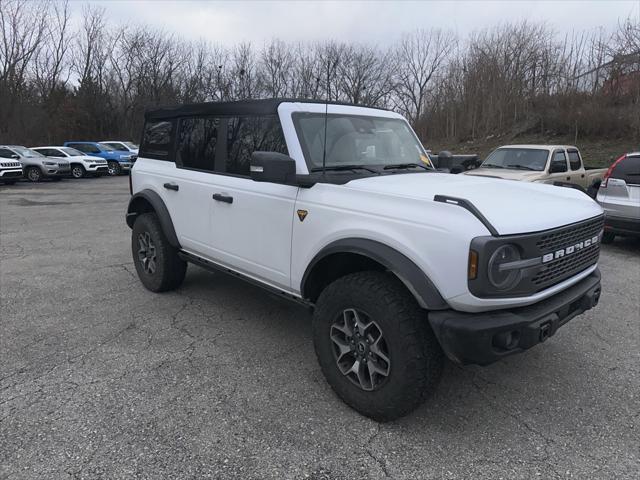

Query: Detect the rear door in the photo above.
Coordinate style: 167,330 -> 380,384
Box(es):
138,118 -> 215,253
599,155 -> 640,220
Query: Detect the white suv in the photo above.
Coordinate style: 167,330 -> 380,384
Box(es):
32,146 -> 109,178
127,99 -> 604,420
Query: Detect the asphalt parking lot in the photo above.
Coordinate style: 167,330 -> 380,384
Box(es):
1,176 -> 639,479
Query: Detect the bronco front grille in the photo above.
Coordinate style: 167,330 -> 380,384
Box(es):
536,216 -> 604,251
532,245 -> 600,286
531,216 -> 603,290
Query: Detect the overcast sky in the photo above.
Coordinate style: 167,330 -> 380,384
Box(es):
74,0 -> 639,45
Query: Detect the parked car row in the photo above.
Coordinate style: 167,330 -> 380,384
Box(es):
0,141 -> 138,183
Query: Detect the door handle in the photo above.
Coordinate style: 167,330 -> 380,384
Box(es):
566,176 -> 571,181
212,193 -> 233,204
163,182 -> 179,191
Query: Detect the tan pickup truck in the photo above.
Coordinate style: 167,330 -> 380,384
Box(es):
464,145 -> 607,193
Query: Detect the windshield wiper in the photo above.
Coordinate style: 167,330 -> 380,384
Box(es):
506,164 -> 537,171
480,163 -> 504,169
311,165 -> 378,173
383,163 -> 430,171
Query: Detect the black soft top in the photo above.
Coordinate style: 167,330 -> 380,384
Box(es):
144,98 -> 386,120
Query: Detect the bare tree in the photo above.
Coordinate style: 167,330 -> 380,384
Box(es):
393,29 -> 456,129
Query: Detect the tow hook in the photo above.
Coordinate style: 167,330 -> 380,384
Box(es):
539,321 -> 552,342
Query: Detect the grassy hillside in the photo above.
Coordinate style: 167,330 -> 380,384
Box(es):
427,135 -> 640,168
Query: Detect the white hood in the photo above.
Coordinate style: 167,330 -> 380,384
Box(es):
345,173 -> 603,235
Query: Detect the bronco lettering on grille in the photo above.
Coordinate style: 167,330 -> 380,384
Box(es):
541,235 -> 600,263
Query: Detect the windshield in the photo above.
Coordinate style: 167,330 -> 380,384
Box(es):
292,113 -> 433,170
61,147 -> 83,157
12,146 -> 44,158
124,142 -> 138,149
482,148 -> 548,171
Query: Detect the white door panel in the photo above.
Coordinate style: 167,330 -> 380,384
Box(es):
134,161 -> 215,254
207,174 -> 298,289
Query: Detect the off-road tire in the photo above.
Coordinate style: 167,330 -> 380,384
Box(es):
601,231 -> 615,244
131,213 -> 187,292
313,271 -> 444,421
25,166 -> 42,182
108,161 -> 121,176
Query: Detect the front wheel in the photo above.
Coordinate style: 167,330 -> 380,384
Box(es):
131,213 -> 187,292
313,271 -> 444,422
107,161 -> 121,176
25,167 -> 42,182
71,164 -> 86,178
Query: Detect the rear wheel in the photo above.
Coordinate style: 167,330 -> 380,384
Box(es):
107,161 -> 121,176
25,167 -> 42,182
71,164 -> 86,178
131,213 -> 187,292
313,271 -> 444,421
601,231 -> 615,244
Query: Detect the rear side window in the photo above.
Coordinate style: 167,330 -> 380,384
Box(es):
40,148 -> 62,157
140,120 -> 175,160
226,116 -> 287,176
567,150 -> 582,170
176,117 -> 220,171
612,155 -> 640,185
550,150 -> 568,172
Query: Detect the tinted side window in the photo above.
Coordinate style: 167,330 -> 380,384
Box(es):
612,155 -> 640,184
42,149 -> 61,157
551,151 -> 568,172
567,150 -> 582,170
226,116 -> 287,176
140,120 -> 175,160
176,117 -> 219,171
0,148 -> 15,158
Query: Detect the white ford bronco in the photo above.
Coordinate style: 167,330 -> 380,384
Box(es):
127,99 -> 604,421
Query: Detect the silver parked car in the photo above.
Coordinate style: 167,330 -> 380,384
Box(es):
597,152 -> 640,243
0,145 -> 70,182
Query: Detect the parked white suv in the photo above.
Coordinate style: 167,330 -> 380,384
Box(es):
32,146 -> 109,178
127,99 -> 604,420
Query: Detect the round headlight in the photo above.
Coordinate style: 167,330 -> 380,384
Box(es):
488,244 -> 521,290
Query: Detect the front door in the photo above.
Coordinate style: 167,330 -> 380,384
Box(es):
204,115 -> 298,290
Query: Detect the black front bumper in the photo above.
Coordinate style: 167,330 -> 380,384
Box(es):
429,269 -> 601,366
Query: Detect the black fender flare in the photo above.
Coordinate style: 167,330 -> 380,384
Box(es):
301,238 -> 448,310
126,189 -> 180,248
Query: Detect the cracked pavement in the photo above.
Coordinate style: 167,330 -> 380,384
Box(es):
1,177 -> 639,479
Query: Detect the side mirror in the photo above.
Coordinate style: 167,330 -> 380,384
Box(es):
10,154 -> 19,159
250,151 -> 296,184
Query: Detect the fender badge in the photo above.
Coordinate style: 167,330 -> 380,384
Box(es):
297,209 -> 308,222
